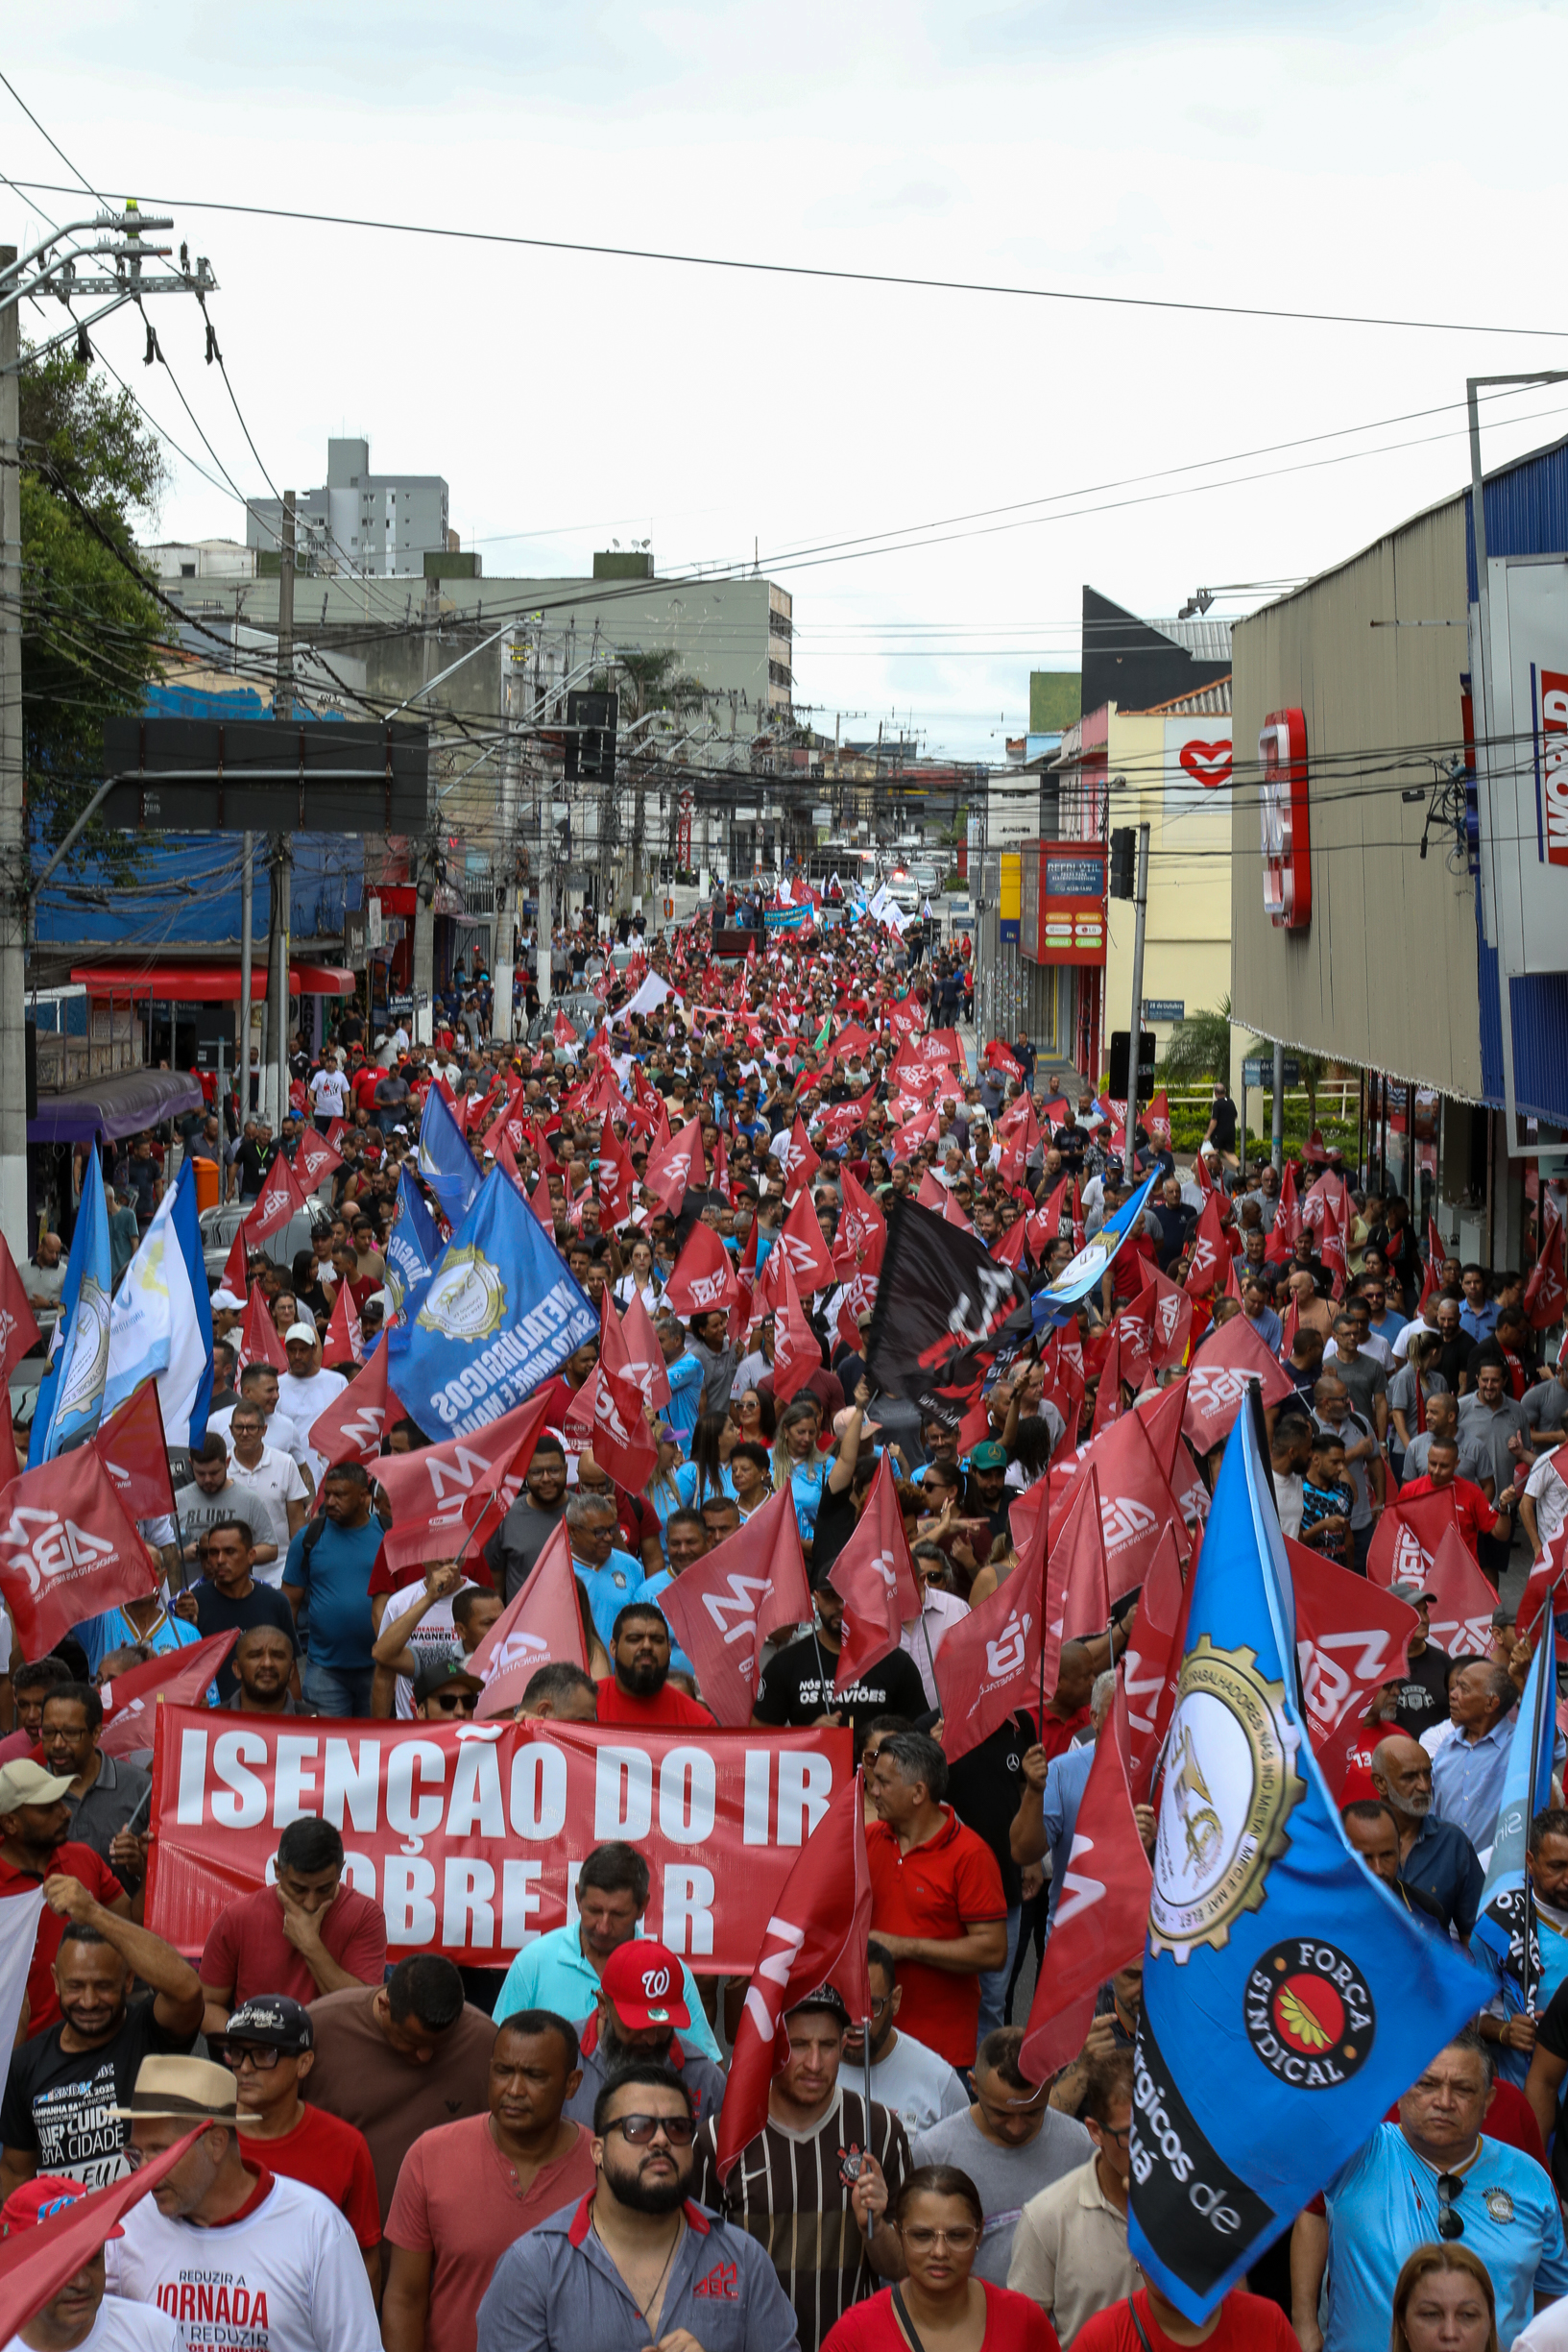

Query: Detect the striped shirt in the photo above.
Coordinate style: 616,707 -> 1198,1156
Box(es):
694,2088 -> 908,2352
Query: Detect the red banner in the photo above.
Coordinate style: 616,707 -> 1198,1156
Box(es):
147,1707 -> 851,1972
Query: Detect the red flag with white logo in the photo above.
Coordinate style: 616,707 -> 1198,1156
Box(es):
592,1360 -> 659,1495
1182,1315 -> 1295,1453
833,1168 -> 886,1276
470,1522 -> 591,1720
1414,1522 -> 1500,1661
1057,1408 -> 1178,1601
374,1394 -> 550,1574
1145,1089 -> 1171,1149
92,1380 -> 178,1526
996,1214 -> 1029,1269
99,1631 -> 237,1758
1366,1485 -> 1464,1587
1266,1163 -> 1300,1265
779,1115 -> 821,1197
1039,1464 -> 1112,1710
661,1484 -> 812,1727
234,1287 -> 288,1374
643,1116 -> 706,1215
934,1513 -> 1047,1766
830,1453 -> 921,1697
293,1128 -> 343,1194
0,1447 -> 157,1655
777,1190 -> 836,1294
663,1220 -> 742,1321
1288,1538 -> 1419,1801
308,1343 -> 402,1469
715,1770 -> 872,2180
915,1169 -> 948,1212
1090,1329 -> 1125,1440
244,1151 -> 309,1246
0,1233 -> 40,1384
1019,1687 -> 1151,2084
615,1288 -> 671,1410
1122,1524 -> 1190,1803
769,1249 -> 820,1409
1527,1190 -> 1567,1331
1183,1194 -> 1225,1298
598,1127 -> 637,1229
320,1279 -> 364,1370
1141,1266 -> 1193,1372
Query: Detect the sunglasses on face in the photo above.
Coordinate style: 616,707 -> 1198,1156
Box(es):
216,2043 -> 287,2072
606,2112 -> 697,2146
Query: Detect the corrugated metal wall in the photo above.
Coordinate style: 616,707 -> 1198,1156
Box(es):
1230,493 -> 1488,1098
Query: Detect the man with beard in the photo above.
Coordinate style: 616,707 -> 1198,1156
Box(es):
1369,1733 -> 1484,1937
477,2067 -> 797,2352
594,1606 -> 714,1728
840,1941 -> 967,2137
0,1881 -> 202,2193
483,1436 -> 569,1601
223,1623 -> 301,1714
563,1938 -> 727,2133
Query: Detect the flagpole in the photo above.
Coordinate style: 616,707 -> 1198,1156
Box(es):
1521,1574 -> 1562,2020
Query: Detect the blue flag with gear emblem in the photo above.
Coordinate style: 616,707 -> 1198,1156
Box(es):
384,1169 -> 444,1354
1127,1403 -> 1488,2323
1030,1170 -> 1159,1332
390,1166 -> 597,1438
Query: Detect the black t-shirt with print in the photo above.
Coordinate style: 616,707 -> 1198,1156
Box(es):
0,1996 -> 196,2186
753,1628 -> 927,1749
942,1709 -> 1037,1908
1390,1641 -> 1452,1740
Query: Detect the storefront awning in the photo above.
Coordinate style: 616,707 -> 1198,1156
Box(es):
29,1068 -> 205,1146
69,962 -> 356,1001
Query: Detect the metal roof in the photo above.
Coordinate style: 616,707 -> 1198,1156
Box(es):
1128,676 -> 1233,718
1144,616 -> 1235,660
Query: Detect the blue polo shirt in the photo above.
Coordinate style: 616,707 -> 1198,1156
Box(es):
1432,1717 -> 1515,1855
1040,1737 -> 1096,1929
478,2192 -> 799,2352
1323,2123 -> 1568,2351
577,1549 -> 644,1652
492,1924 -> 721,2062
1399,1810 -> 1485,1938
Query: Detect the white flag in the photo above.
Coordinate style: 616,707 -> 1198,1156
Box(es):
103,1160 -> 214,1444
0,1885 -> 43,2069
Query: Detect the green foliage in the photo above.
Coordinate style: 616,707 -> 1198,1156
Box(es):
1158,996 -> 1238,1085
20,347 -> 168,885
593,647 -> 708,721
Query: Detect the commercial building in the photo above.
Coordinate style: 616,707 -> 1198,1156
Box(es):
247,437 -> 451,580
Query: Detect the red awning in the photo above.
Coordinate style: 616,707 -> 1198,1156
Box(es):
70,961 -> 356,1001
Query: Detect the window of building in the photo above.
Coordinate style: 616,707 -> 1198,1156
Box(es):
181,561 -> 196,578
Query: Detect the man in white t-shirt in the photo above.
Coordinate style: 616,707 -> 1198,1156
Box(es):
843,1942 -> 969,2138
1523,1446 -> 1568,1560
207,1367 -> 312,1483
277,1328 -> 347,1486
307,1065 -> 349,1125
108,2055 -> 378,2352
1,2171 -> 180,2352
222,1402 -> 310,1587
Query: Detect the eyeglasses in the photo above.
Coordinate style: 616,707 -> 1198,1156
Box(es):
216,2042 -> 285,2072
1435,2171 -> 1465,2240
422,1690 -> 477,1716
901,2225 -> 978,2252
606,2112 -> 697,2146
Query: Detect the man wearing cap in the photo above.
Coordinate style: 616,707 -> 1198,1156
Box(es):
382,2010 -> 595,2352
0,1759 -> 133,2039
281,1464 -> 385,1718
0,1875 -> 202,2194
563,1939 -> 727,2134
694,1987 -> 905,2352
478,2063 -> 798,2352
964,1439 -> 1014,1544
0,2171 -> 180,2352
215,1998 -> 380,2293
411,1652 -> 482,1720
1387,1582 -> 1452,1743
200,1819 -> 386,2039
107,2054 -> 380,2352
277,1325 -> 346,1490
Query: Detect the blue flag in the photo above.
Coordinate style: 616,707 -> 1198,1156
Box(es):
418,1085 -> 483,1226
391,1167 -> 597,1437
1473,1626 -> 1559,1987
103,1157 -> 214,1445
29,1151 -> 113,1464
1031,1169 -> 1159,1331
1128,1405 -> 1488,2322
384,1170 -> 444,1351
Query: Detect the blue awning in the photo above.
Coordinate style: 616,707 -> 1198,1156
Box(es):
29,1067 -> 205,1146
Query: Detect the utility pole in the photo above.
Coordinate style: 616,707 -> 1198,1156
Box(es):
491,629 -> 519,1045
237,831 -> 253,1122
1122,821 -> 1150,1186
267,491 -> 295,1131
1271,1038 -> 1285,1175
0,248 -> 25,1256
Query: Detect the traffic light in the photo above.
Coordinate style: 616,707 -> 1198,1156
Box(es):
565,691 -> 617,785
1109,827 -> 1135,900
1108,1030 -> 1157,1103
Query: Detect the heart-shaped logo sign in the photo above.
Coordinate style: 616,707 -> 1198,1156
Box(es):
1179,739 -> 1232,788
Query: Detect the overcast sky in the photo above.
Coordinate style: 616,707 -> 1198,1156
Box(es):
5,2 -> 1565,760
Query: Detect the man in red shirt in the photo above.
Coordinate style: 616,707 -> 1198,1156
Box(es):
1401,1434 -> 1518,1562
1073,2281 -> 1299,2348
595,1605 -> 714,1727
222,1995 -> 381,2293
867,1729 -> 1007,2070
199,1816 -> 387,2039
0,1758 -> 129,2036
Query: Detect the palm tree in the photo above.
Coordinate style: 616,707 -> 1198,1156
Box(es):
1159,996 -> 1238,1085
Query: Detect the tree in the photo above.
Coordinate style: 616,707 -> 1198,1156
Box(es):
19,347 -> 168,884
1158,996 -> 1237,1085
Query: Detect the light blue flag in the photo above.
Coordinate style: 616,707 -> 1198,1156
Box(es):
1470,1625 -> 1560,2059
1127,1405 -> 1488,2321
104,1158 -> 214,1445
29,1150 -> 113,1463
418,1085 -> 483,1227
1031,1169 -> 1159,1331
385,1169 -> 444,1352
392,1167 -> 597,1438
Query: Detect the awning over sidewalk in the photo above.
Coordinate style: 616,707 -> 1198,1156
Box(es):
69,961 -> 356,1001
29,1068 -> 205,1145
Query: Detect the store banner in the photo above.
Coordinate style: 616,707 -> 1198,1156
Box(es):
146,1708 -> 851,1973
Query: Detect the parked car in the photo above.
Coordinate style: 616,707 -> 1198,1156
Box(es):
9,1355 -> 45,1441
526,989 -> 604,1048
200,1197 -> 330,1286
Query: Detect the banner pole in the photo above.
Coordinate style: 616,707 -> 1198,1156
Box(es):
1521,1576 -> 1561,2019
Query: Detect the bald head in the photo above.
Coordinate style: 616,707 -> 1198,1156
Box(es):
1370,1734 -> 1434,1824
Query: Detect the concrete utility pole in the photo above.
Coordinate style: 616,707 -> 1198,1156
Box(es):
1121,821 -> 1150,1187
238,831 -> 254,1117
267,491 -> 296,1132
491,629 -> 520,1044
0,249 -> 26,1257
1271,1038 -> 1285,1174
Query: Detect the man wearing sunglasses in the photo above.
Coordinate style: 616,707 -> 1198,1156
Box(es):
219,1997 -> 381,2295
477,2064 -> 799,2352
1292,2025 -> 1568,2352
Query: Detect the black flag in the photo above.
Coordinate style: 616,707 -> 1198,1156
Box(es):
865,1194 -> 1033,1431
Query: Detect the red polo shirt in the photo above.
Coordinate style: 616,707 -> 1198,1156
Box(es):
200,1882 -> 387,2010
594,1678 -> 715,1727
1399,1473 -> 1499,1552
866,1806 -> 1006,2067
0,1841 -> 125,2035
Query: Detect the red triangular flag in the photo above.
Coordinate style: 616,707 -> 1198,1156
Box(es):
471,1522 -> 591,1719
770,1249 -> 820,1407
830,1453 -> 921,1696
1414,1521 -> 1501,1661
373,1394 -> 550,1574
663,1220 -> 743,1320
0,1230 -> 40,1381
1183,1194 -> 1225,1297
0,2130 -> 206,2335
617,1286 -> 672,1410
320,1279 -> 364,1369
1182,1315 -> 1295,1453
1366,1485 -> 1464,1587
777,1188 -> 837,1294
934,1522 -> 1046,1766
235,1286 -> 288,1373
644,1116 -> 706,1215
779,1115 -> 821,1197
661,1484 -> 812,1727
244,1149 -> 309,1245
0,1449 -> 157,1654
221,1222 -> 250,1300
1090,1328 -> 1124,1439
1142,1265 -> 1193,1372
293,1128 -> 343,1194
592,1359 -> 659,1494
100,1630 -> 237,1757
597,1126 -> 637,1229
307,1342 -> 401,1469
93,1379 -> 178,1525
1527,1190 -> 1567,1331
1123,1523 -> 1190,1802
1288,1538 -> 1419,1801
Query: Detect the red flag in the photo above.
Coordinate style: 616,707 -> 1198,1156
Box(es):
308,1343 -> 401,1469
526,1168 -> 556,1233
1279,1292 -> 1300,1362
779,1115 -> 821,1196
320,1279 -> 364,1369
221,1222 -> 250,1300
1527,1190 -> 1567,1331
244,1150 -> 309,1245
1020,1689 -> 1151,2083
915,1169 -> 948,1212
470,1522 -> 590,1719
235,1286 -> 288,1374
1040,1465 -> 1112,1708
1288,1538 -> 1419,1801
99,1631 -> 237,1757
1090,1329 -> 1125,1440
1366,1486 -> 1464,1587
770,1249 -> 820,1409
1123,1524 -> 1189,1802
615,1288 -> 672,1410
553,1006 -> 578,1049
995,1213 -> 1029,1270
1222,1247 -> 1245,1307
1418,1522 -> 1502,1661
1142,1266 -> 1193,1372
643,1116 -> 706,1214
833,1166 -> 886,1276
592,1359 -> 659,1493
830,1454 -> 921,1696
1516,1503 -> 1568,1646
1145,1089 -> 1171,1149
1319,1186 -> 1348,1299
663,1220 -> 743,1320
984,1039 -> 1024,1079
1058,1408 -> 1178,1601
598,1127 -> 637,1229
93,1380 -> 178,1525
777,1190 -> 836,1294
293,1128 -> 343,1193
0,1232 -> 41,1382
0,1448 -> 157,1655
934,1518 -> 1046,1766
661,1485 -> 812,1727
1418,1215 -> 1447,1316
1183,1194 -> 1225,1297
1266,1163 -> 1300,1264
0,2129 -> 205,2336
374,1394 -> 550,1574
715,1771 -> 871,2180
1182,1315 -> 1295,1453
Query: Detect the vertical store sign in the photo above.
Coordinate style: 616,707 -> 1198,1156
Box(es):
999,851 -> 1022,944
1259,708 -> 1311,931
1033,842 -> 1107,965
1475,556 -> 1568,977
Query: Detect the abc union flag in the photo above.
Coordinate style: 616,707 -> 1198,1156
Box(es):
1129,1405 -> 1487,2323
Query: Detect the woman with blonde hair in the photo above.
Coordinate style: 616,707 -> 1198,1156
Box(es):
1389,2243 -> 1498,2352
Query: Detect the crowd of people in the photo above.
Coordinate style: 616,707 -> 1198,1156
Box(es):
3,895 -> 1568,2352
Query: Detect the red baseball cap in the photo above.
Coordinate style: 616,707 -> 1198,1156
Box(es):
1,2175 -> 123,2237
599,1939 -> 689,2030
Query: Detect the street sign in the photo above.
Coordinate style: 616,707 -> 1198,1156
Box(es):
1144,999 -> 1185,1022
1243,1055 -> 1301,1088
